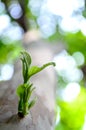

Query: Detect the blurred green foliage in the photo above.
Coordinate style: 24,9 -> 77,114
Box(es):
0,40 -> 22,64
55,87 -> 86,130
54,31 -> 86,129
64,32 -> 86,63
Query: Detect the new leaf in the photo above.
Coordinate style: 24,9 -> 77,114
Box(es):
28,62 -> 56,78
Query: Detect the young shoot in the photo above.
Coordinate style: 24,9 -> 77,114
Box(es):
16,51 -> 55,118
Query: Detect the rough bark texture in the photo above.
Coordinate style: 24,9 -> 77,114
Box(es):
0,31 -> 64,130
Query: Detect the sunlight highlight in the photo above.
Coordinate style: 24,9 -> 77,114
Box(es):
0,64 -> 14,81
56,106 -> 60,125
83,115 -> 86,130
37,14 -> 56,37
80,18 -> 86,36
73,52 -> 85,66
59,17 -> 80,33
29,0 -> 85,36
54,50 -> 83,82
62,82 -> 80,102
0,2 -> 5,14
9,3 -> 23,19
47,0 -> 74,17
2,23 -> 24,42
0,15 -> 10,34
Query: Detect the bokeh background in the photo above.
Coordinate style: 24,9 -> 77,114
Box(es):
0,0 -> 86,130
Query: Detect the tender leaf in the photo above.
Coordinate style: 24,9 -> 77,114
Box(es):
26,86 -> 35,101
20,51 -> 32,83
24,83 -> 34,102
28,62 -> 56,78
16,84 -> 25,97
28,99 -> 36,110
21,51 -> 31,67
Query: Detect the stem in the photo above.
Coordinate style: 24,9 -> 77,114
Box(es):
18,101 -> 28,118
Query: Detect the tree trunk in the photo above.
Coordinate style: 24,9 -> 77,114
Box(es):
0,38 -> 56,130
0,30 -> 64,130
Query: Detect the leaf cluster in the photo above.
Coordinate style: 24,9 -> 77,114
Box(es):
16,51 -> 55,117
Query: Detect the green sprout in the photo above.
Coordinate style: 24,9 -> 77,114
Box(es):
16,51 -> 55,118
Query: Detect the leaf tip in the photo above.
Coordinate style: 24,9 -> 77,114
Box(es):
52,62 -> 56,67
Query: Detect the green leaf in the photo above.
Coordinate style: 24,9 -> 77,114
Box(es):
21,51 -> 31,67
26,86 -> 35,101
24,83 -> 35,102
16,84 -> 25,97
28,62 -> 56,78
28,99 -> 36,110
20,51 -> 32,83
